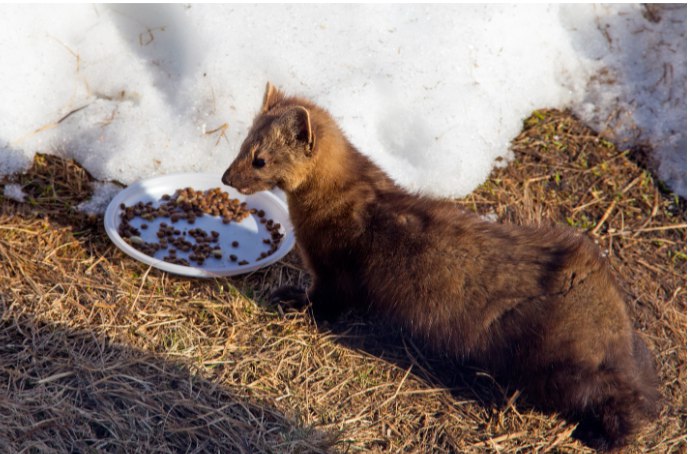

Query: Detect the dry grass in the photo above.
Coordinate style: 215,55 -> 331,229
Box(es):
0,110 -> 685,453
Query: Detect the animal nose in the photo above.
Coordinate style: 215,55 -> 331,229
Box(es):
221,168 -> 233,186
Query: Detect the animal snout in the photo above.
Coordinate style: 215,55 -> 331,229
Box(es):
221,168 -> 252,194
221,168 -> 233,187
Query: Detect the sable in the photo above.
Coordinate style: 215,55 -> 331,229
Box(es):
223,82 -> 659,450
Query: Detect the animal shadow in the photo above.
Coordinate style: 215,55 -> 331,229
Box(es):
0,309 -> 335,452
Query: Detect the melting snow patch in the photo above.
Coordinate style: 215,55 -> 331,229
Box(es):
3,183 -> 26,203
480,212 -> 499,223
77,182 -> 123,216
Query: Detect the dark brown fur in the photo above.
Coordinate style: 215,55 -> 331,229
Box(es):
223,83 -> 659,450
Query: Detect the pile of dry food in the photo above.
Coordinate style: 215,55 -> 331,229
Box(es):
117,187 -> 284,266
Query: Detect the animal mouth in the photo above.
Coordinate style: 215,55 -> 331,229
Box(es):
220,174 -> 256,195
229,180 -> 276,196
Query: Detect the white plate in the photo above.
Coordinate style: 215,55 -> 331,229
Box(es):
104,173 -> 295,278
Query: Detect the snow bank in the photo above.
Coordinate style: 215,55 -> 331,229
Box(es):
0,4 -> 684,204
564,4 -> 686,197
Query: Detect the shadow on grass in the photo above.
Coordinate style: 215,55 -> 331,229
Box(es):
0,309 -> 335,453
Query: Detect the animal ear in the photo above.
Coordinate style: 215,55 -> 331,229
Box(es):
278,106 -> 314,153
261,82 -> 284,113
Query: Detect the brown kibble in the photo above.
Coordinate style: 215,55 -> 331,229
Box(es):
118,187 -> 260,267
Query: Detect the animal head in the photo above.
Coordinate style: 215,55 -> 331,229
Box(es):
222,82 -> 316,194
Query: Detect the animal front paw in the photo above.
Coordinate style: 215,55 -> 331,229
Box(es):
270,285 -> 309,312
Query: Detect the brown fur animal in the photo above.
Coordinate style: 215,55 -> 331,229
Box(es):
222,83 -> 659,450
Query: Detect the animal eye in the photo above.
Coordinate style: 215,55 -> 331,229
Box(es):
252,157 -> 266,169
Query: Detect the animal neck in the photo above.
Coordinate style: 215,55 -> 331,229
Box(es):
288,114 -> 357,202
284,112 -> 396,232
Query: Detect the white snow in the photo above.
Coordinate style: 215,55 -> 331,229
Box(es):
77,181 -> 123,216
480,212 -> 499,223
564,4 -> 686,197
3,184 -> 26,203
0,4 -> 685,199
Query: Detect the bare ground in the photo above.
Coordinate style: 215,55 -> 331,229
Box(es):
0,109 -> 685,453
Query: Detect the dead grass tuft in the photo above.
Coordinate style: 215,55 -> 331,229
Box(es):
0,109 -> 685,453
